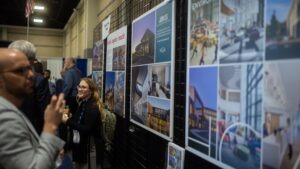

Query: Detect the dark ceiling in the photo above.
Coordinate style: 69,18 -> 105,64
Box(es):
0,0 -> 80,29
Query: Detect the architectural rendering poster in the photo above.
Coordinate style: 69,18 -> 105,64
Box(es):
219,0 -> 264,63
186,1 -> 300,169
105,26 -> 127,117
167,143 -> 185,169
92,71 -> 103,100
92,40 -> 104,70
266,0 -> 300,60
130,0 -> 174,140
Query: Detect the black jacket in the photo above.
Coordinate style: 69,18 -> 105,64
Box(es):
21,73 -> 51,135
67,98 -> 104,164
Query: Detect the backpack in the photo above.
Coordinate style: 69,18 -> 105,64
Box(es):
102,109 -> 117,152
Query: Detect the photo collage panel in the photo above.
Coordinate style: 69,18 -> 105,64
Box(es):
186,0 -> 300,169
130,1 -> 174,140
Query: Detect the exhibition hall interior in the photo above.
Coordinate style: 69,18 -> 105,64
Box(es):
0,0 -> 300,169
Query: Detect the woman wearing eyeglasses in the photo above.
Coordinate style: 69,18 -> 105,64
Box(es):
63,78 -> 104,169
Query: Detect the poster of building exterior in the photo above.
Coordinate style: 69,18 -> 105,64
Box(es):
167,143 -> 185,169
186,0 -> 300,169
219,0 -> 264,63
105,26 -> 127,117
92,71 -> 103,100
92,40 -> 104,70
130,0 -> 174,140
266,0 -> 300,60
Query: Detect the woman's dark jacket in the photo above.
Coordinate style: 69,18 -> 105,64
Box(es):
66,98 -> 103,164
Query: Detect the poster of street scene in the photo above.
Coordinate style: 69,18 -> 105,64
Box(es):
105,26 -> 127,117
186,67 -> 218,159
263,60 -> 300,169
188,0 -> 219,66
217,64 -> 263,169
113,45 -> 126,70
104,71 -> 115,112
114,71 -> 125,117
219,0 -> 264,63
92,71 -> 103,99
266,0 -> 300,60
130,0 -> 175,140
92,40 -> 104,70
167,143 -> 185,169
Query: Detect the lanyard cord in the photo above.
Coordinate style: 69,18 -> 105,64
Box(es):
77,103 -> 86,124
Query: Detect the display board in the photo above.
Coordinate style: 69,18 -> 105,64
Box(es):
92,40 -> 104,100
186,0 -> 300,169
167,143 -> 185,169
130,0 -> 175,140
105,26 -> 127,118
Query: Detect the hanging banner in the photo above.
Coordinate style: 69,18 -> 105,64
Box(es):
105,26 -> 127,118
130,0 -> 175,141
102,15 -> 111,40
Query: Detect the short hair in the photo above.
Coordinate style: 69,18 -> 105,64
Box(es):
66,57 -> 76,64
44,69 -> 51,74
33,61 -> 44,74
8,40 -> 36,61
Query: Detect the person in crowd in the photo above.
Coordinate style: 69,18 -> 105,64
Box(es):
8,40 -> 51,135
0,48 -> 65,169
60,57 -> 82,150
62,57 -> 81,114
63,78 -> 104,169
44,69 -> 56,95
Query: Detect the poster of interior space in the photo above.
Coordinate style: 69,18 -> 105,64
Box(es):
105,26 -> 127,118
92,40 -> 104,99
167,143 -> 185,169
186,0 -> 300,169
130,0 -> 174,140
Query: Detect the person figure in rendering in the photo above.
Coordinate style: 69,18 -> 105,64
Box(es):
285,117 -> 293,160
0,48 -> 65,169
8,40 -> 51,135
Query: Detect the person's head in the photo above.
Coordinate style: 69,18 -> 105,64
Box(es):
33,61 -> 43,75
8,40 -> 36,65
77,78 -> 100,101
44,69 -> 51,79
0,48 -> 34,106
64,57 -> 75,70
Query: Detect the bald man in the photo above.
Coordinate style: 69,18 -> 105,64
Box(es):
0,48 -> 65,169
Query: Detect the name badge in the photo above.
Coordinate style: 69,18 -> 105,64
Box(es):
73,130 -> 80,143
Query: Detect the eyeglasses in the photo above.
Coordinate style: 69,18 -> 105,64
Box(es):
0,65 -> 33,75
77,85 -> 89,90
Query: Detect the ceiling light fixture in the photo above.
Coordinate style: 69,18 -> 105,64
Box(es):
33,18 -> 43,23
34,5 -> 45,10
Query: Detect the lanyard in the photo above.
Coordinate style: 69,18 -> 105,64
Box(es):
77,111 -> 84,124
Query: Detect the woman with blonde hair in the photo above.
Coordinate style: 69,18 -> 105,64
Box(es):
64,78 -> 104,169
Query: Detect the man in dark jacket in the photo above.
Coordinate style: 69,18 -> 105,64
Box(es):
60,57 -> 81,150
8,40 -> 51,135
